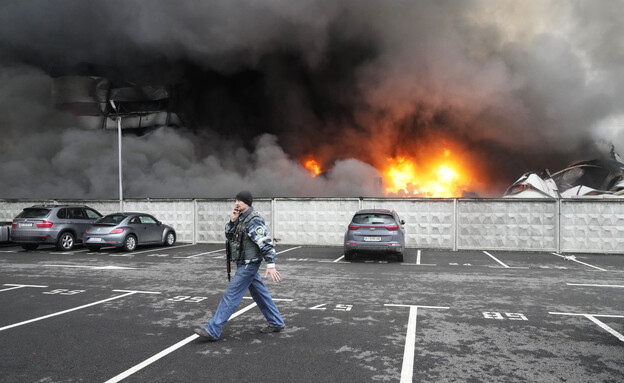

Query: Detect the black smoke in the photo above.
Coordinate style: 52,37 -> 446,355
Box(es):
0,0 -> 622,198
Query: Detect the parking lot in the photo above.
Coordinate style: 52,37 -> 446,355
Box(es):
1,243 -> 622,382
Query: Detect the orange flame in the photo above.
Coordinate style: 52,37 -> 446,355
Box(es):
303,158 -> 322,177
383,149 -> 467,197
299,139 -> 478,197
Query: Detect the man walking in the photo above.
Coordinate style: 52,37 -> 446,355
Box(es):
194,190 -> 285,341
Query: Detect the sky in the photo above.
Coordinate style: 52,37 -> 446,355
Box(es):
0,0 -> 622,199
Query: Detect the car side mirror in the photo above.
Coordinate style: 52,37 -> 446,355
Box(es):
157,221 -> 162,226
400,220 -> 405,225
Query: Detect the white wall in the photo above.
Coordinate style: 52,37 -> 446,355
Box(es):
2,198 -> 623,254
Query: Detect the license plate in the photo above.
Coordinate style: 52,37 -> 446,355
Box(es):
88,237 -> 103,242
363,236 -> 381,242
19,223 -> 33,228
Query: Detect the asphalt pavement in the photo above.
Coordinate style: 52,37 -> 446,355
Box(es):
0,242 -> 622,382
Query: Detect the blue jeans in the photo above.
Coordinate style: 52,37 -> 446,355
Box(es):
204,262 -> 284,339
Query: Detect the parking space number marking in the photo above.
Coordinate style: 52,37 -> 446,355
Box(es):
483,312 -> 528,320
43,289 -> 86,295
335,304 -> 353,311
309,303 -> 353,311
168,296 -> 207,303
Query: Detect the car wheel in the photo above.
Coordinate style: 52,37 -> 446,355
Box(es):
344,251 -> 354,261
164,231 -> 176,246
21,244 -> 39,251
56,232 -> 75,251
86,245 -> 101,252
122,235 -> 137,252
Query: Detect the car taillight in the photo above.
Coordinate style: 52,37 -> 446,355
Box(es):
12,222 -> 17,228
348,224 -> 360,230
110,228 -> 124,234
385,225 -> 399,231
36,220 -> 53,228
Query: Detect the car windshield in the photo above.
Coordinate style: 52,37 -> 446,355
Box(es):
97,214 -> 127,224
17,208 -> 51,219
352,214 -> 395,225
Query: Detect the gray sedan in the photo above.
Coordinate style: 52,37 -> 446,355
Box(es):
84,212 -> 176,252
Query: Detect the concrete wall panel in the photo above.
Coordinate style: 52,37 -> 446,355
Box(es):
457,200 -> 557,251
274,198 -> 359,245
0,200 -> 56,222
561,200 -> 624,253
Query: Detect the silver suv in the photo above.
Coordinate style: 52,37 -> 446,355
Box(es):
11,205 -> 103,251
343,209 -> 406,262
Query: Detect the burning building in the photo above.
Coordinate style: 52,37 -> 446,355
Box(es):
0,1 -> 623,199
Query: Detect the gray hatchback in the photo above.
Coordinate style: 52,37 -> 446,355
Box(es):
343,209 -> 406,262
11,205 -> 103,251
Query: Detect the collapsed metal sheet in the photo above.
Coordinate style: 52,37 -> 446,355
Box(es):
503,158 -> 624,199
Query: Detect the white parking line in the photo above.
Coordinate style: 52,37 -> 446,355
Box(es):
68,249 -> 90,254
403,249 -> 435,266
0,247 -> 23,253
104,302 -> 259,383
276,246 -> 302,255
385,304 -> 450,383
548,311 -> 624,318
551,253 -> 607,271
0,284 -> 48,292
173,248 -> 224,259
483,251 -> 509,268
567,283 -> 624,288
585,315 -> 624,342
0,290 -> 160,332
174,245 -> 300,260
243,296 -> 294,302
130,243 -> 195,255
45,248 -> 91,255
334,255 -> 345,262
107,244 -> 195,256
44,264 -> 137,270
549,312 -> 624,342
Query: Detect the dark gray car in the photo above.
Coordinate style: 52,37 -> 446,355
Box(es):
343,209 -> 406,262
11,205 -> 103,251
84,212 -> 176,252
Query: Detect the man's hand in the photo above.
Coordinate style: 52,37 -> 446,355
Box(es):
230,206 -> 240,222
265,267 -> 281,283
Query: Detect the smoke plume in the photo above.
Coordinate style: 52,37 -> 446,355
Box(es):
0,0 -> 622,198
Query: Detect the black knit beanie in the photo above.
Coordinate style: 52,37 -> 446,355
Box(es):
235,190 -> 253,206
